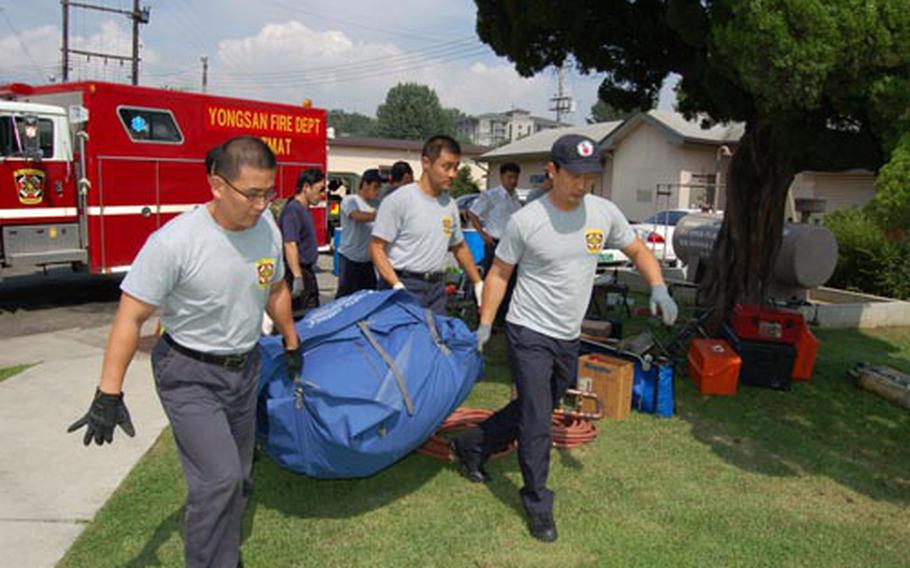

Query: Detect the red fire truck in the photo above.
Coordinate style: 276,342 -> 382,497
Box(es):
0,81 -> 327,278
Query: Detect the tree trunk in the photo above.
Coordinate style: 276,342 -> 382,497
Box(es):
698,120 -> 797,332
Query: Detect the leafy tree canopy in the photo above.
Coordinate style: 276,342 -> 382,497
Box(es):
588,99 -> 641,124
475,0 -> 910,319
375,83 -> 457,140
327,109 -> 377,138
476,0 -> 909,170
450,165 -> 480,198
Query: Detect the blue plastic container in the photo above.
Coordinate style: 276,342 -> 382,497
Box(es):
462,229 -> 485,266
332,228 -> 342,276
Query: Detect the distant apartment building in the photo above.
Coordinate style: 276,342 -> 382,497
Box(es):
456,109 -> 566,147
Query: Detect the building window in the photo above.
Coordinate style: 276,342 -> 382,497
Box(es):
117,106 -> 184,144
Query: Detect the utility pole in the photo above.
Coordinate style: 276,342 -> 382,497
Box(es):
61,1 -> 69,81
549,64 -> 574,125
61,1 -> 150,84
130,0 -> 141,85
200,55 -> 208,93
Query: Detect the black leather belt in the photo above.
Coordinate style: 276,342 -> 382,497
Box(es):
395,269 -> 444,283
162,333 -> 252,370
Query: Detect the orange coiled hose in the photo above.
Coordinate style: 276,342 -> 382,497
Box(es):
417,407 -> 598,462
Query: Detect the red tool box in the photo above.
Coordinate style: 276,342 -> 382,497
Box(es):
732,305 -> 804,344
687,339 -> 741,396
792,325 -> 820,381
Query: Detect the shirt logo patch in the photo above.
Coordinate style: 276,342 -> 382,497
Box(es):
14,168 -> 45,205
255,257 -> 276,289
442,215 -> 453,237
584,229 -> 604,254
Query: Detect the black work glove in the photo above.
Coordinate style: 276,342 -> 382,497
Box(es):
67,388 -> 136,446
284,339 -> 303,381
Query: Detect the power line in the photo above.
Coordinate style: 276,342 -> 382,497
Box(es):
0,6 -> 47,82
213,44 -> 490,93
61,0 -> 149,84
259,0 -> 459,43
207,36 -> 475,83
213,39 -> 481,86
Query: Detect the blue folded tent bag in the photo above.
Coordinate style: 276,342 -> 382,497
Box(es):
256,289 -> 484,478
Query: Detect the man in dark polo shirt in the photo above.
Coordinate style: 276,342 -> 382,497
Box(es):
280,168 -> 324,319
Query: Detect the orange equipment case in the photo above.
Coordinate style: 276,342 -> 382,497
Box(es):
687,339 -> 742,396
791,325 -> 820,381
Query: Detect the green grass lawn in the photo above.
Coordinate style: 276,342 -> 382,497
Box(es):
59,318 -> 910,568
0,363 -> 36,383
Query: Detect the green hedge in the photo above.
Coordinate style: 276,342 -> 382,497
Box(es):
824,208 -> 910,299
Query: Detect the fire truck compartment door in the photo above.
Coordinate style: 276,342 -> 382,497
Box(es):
2,223 -> 86,266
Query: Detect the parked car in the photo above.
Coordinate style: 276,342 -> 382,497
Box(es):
630,208 -> 703,266
456,193 -> 481,228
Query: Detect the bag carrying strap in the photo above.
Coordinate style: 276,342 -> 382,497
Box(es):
356,320 -> 415,416
293,373 -> 305,410
423,308 -> 451,356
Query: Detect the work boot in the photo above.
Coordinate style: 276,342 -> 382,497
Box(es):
450,439 -> 491,483
527,512 -> 558,543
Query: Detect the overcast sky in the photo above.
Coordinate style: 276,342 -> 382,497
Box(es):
0,0 -> 677,125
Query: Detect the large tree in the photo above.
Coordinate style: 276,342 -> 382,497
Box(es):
375,83 -> 456,141
588,99 -> 640,124
476,0 -> 910,326
327,109 -> 377,138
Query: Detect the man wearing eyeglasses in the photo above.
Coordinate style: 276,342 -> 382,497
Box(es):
67,136 -> 300,568
279,168 -> 325,318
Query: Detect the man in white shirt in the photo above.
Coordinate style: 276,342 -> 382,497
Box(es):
468,162 -> 522,322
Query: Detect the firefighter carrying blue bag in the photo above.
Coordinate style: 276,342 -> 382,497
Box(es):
256,289 -> 484,479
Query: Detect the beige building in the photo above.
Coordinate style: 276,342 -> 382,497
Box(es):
787,170 -> 877,220
327,136 -> 489,193
456,109 -> 566,147
479,110 -> 876,223
479,121 -> 622,194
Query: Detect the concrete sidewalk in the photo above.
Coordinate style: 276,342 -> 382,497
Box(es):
0,321 -> 167,568
0,256 -> 339,567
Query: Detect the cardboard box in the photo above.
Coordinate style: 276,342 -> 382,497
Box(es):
576,354 -> 634,420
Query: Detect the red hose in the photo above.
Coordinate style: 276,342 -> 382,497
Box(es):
417,407 -> 598,462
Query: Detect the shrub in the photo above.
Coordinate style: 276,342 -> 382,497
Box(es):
450,166 -> 479,198
824,208 -> 910,300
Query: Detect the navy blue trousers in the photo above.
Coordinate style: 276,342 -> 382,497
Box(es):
379,274 -> 447,315
335,255 -> 376,299
459,322 -> 579,518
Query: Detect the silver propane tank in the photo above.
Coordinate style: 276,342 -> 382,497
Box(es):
672,213 -> 839,300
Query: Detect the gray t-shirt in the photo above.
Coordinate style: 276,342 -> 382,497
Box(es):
497,194 -> 635,340
338,194 -> 375,262
121,205 -> 285,354
372,183 -> 464,273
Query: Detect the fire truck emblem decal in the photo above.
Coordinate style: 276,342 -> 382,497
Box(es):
255,257 -> 276,289
14,168 -> 45,205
